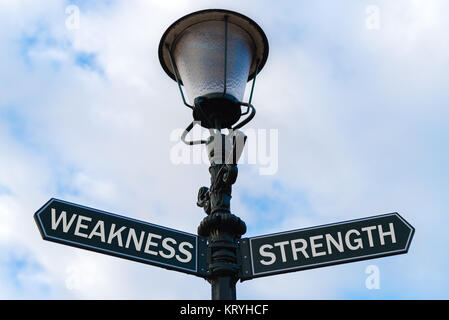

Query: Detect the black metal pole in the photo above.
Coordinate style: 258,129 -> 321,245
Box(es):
211,274 -> 236,300
197,162 -> 246,300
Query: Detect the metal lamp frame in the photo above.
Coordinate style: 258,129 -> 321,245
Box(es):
165,16 -> 259,145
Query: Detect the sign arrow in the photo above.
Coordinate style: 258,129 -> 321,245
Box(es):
34,198 -> 208,277
239,213 -> 414,280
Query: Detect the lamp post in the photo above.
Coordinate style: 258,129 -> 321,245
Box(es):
32,7 -> 415,303
159,9 -> 269,300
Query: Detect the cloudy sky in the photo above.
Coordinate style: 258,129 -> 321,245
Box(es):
1,0 -> 448,299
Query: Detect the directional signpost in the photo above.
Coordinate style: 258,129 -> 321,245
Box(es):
34,198 -> 207,278
34,199 -> 415,298
239,213 -> 414,280
34,198 -> 414,298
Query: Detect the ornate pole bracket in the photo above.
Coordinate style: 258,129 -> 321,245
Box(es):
197,161 -> 246,300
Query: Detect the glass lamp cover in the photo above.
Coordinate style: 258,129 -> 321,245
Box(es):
173,20 -> 254,104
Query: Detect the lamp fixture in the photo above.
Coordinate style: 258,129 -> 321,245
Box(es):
159,9 -> 269,145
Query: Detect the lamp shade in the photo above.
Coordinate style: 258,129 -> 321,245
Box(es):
159,9 -> 269,104
173,20 -> 252,102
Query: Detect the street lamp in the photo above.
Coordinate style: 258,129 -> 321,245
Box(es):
159,9 -> 269,300
31,7 -> 416,303
159,8 -> 268,134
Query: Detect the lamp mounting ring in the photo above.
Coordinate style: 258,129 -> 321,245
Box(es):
193,93 -> 242,129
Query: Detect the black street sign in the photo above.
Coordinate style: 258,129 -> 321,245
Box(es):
34,198 -> 207,277
239,213 -> 414,280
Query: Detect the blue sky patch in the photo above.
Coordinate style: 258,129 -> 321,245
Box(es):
74,51 -> 103,74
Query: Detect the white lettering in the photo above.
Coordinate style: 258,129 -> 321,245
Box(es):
259,244 -> 276,265
51,208 -> 77,232
144,233 -> 162,255
365,265 -> 381,289
74,215 -> 91,238
361,226 -> 377,247
88,220 -> 105,242
345,229 -> 363,250
325,232 -> 344,254
291,239 -> 309,260
125,228 -> 145,251
107,224 -> 127,247
378,223 -> 396,245
176,241 -> 193,263
180,304 -> 214,317
258,129 -> 279,175
274,241 -> 289,262
159,237 -> 176,259
310,235 -> 326,257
